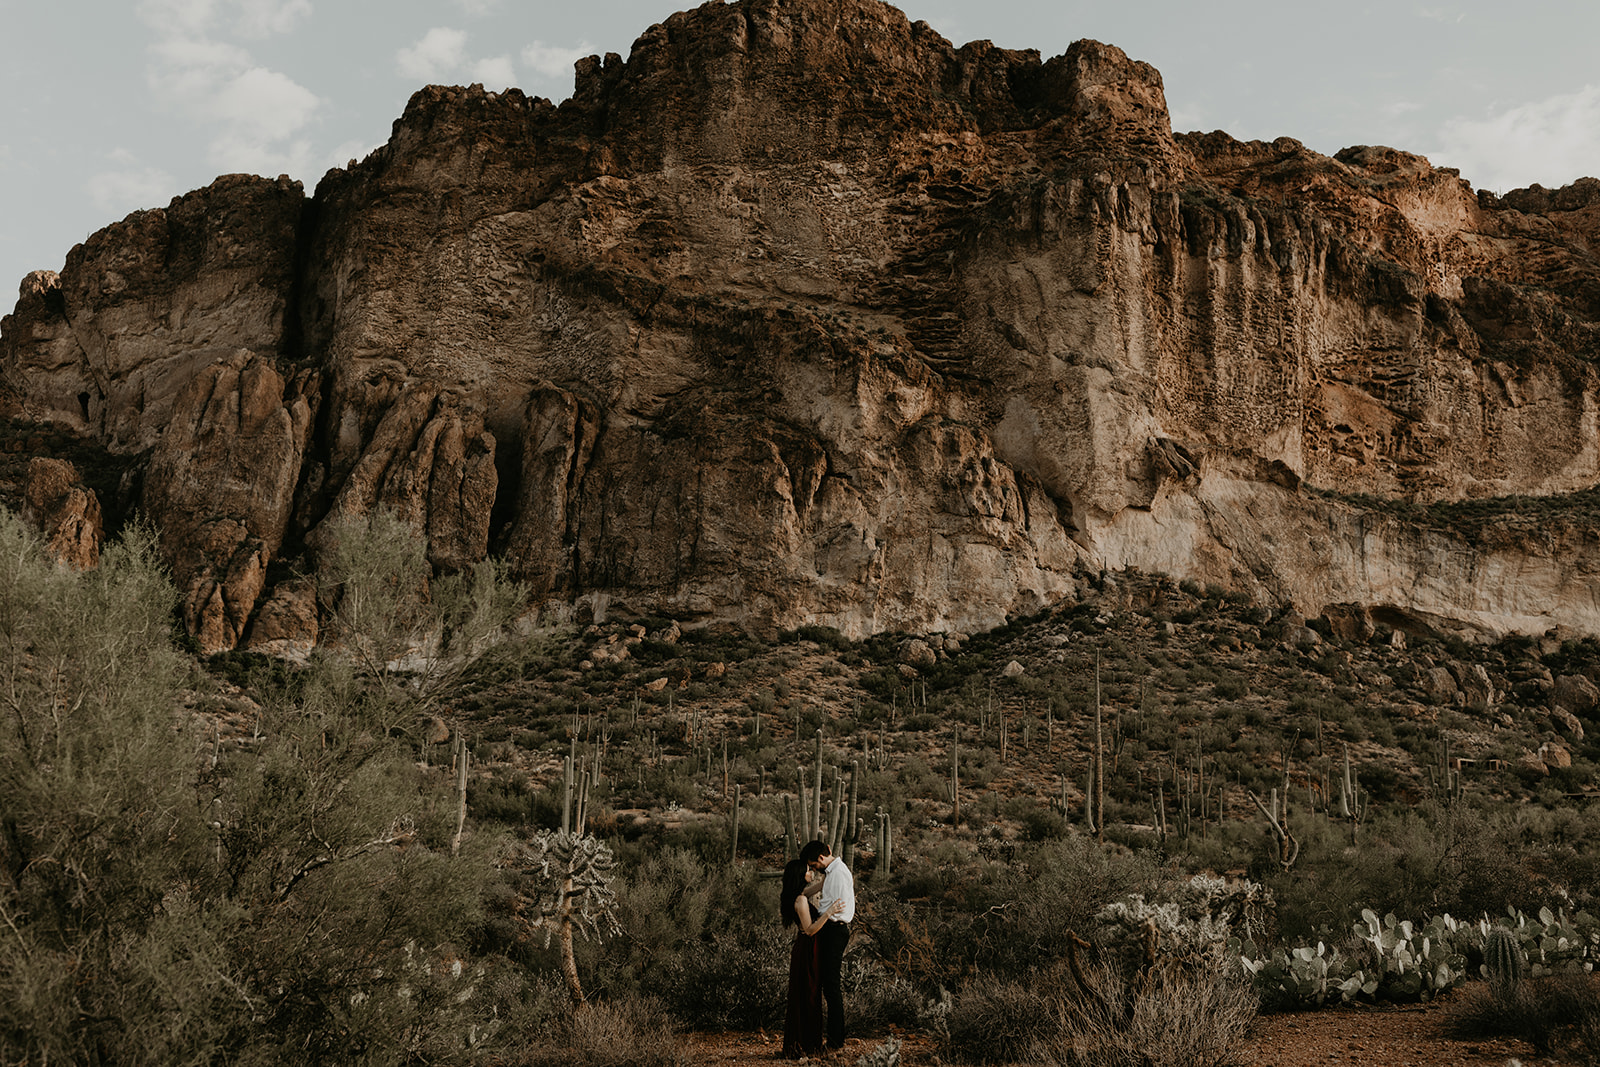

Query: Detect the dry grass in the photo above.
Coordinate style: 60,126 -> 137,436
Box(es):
939,960 -> 1257,1067
496,997 -> 691,1067
1447,975 -> 1600,1062
1032,961 -> 1258,1067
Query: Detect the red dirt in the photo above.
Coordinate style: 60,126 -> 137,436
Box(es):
684,990 -> 1581,1065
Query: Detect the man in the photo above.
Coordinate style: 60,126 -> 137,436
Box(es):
799,840 -> 855,1052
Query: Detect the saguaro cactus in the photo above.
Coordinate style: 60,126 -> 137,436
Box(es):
1484,926 -> 1523,1002
1338,744 -> 1366,843
875,808 -> 893,876
1249,752 -> 1299,871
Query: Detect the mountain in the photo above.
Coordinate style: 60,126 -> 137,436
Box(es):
4,0 -> 1600,653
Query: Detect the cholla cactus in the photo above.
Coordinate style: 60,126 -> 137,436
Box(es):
854,1035 -> 902,1067
501,830 -> 623,1003
1095,874 -> 1274,974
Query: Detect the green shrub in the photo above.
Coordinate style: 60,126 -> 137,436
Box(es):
653,928 -> 789,1029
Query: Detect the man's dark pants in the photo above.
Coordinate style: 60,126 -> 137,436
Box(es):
818,921 -> 851,1049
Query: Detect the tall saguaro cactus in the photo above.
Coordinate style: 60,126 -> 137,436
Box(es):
1248,751 -> 1300,871
1338,744 -> 1367,843
1090,655 -> 1105,841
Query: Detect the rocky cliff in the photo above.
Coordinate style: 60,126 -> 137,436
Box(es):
4,0 -> 1600,651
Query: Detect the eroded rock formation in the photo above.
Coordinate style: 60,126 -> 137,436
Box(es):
20,458 -> 102,570
3,0 -> 1599,647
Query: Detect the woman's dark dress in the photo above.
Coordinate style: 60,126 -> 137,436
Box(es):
783,899 -> 824,1058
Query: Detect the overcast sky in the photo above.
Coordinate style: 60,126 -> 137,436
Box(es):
4,0 -> 1599,305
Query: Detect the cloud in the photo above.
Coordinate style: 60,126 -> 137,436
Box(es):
86,151 -> 177,214
142,19 -> 324,178
1381,101 -> 1422,118
520,39 -> 594,81
397,27 -> 469,82
137,0 -> 219,37
453,0 -> 499,12
231,0 -> 311,37
1434,85 -> 1600,192
212,66 -> 320,143
136,0 -> 307,38
397,28 -> 522,90
472,55 -> 516,91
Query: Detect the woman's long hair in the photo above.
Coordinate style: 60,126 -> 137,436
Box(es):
780,859 -> 809,928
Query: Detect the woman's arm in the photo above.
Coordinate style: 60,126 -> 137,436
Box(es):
796,896 -> 844,937
802,878 -> 824,899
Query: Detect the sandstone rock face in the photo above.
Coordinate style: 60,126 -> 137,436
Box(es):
308,374 -> 498,573
21,457 -> 102,569
4,0 -> 1600,646
2,176 -> 304,451
242,576 -> 319,662
142,352 -> 316,653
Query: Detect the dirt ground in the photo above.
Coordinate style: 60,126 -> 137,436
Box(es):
682,990 -> 1579,1065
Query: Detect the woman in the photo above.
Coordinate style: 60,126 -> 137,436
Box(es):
781,857 -> 843,1058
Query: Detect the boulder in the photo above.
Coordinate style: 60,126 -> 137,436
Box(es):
1550,707 -> 1586,742
1417,666 -> 1459,705
898,638 -> 937,670
1553,674 -> 1600,715
1539,742 -> 1573,770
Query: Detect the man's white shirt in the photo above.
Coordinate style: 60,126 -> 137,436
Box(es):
815,856 -> 856,923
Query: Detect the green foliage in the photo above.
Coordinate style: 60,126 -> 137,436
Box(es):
853,1034 -> 904,1067
316,508 -> 527,722
0,507 -> 517,1065
1239,904 -> 1600,1010
1238,909 -> 1470,1009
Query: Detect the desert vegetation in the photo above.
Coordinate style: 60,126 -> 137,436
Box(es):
5,508 -> 1600,1065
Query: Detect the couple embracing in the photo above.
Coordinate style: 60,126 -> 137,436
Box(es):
780,840 -> 854,1059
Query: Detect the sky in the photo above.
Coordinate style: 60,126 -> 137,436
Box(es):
3,0 -> 1599,306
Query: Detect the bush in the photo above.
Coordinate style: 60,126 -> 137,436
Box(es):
653,928 -> 789,1029
500,994 -> 690,1067
1038,958 -> 1257,1067
0,510 -> 509,1066
842,956 -> 926,1031
1448,974 -> 1600,1059
943,972 -> 1060,1064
